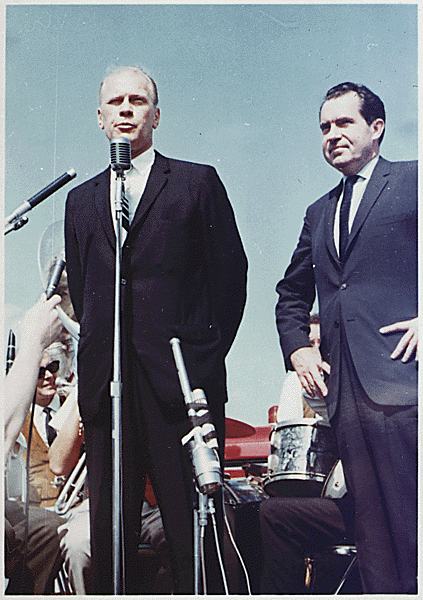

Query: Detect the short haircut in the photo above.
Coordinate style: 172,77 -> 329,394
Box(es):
320,82 -> 385,144
99,65 -> 159,107
309,313 -> 319,325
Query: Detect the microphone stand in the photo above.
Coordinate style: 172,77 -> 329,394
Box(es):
4,216 -> 29,235
170,337 -> 227,594
5,168 -> 76,235
111,171 -> 126,595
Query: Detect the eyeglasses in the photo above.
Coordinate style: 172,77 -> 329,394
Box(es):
38,360 -> 60,379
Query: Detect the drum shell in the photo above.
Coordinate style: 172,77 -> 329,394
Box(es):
264,418 -> 338,497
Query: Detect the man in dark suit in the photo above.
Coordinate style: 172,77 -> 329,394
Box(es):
65,65 -> 247,593
275,82 -> 417,593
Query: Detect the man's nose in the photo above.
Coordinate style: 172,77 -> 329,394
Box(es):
119,99 -> 133,116
326,123 -> 341,141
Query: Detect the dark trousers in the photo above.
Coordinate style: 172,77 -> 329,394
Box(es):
260,495 -> 354,594
5,500 -> 65,595
84,350 -> 226,594
332,341 -> 417,593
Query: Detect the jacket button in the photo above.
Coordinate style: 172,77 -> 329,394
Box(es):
121,278 -> 127,285
340,283 -> 347,290
334,321 -> 340,328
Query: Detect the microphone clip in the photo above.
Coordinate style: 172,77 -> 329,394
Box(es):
170,338 -> 222,495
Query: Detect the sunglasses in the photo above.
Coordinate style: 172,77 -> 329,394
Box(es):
38,360 -> 60,379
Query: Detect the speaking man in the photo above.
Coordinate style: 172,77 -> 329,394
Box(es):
65,65 -> 247,593
275,82 -> 417,593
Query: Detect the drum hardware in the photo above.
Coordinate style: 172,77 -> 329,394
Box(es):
332,546 -> 358,594
224,459 -> 267,479
223,477 -> 268,506
240,462 -> 267,478
263,418 -> 339,497
321,459 -> 347,499
305,545 -> 359,595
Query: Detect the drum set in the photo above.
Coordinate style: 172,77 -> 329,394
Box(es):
224,415 -> 345,506
223,415 -> 346,594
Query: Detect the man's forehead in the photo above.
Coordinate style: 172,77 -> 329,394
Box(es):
40,351 -> 52,365
101,71 -> 152,99
320,92 -> 362,121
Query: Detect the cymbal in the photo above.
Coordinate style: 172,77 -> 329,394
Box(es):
225,417 -> 256,438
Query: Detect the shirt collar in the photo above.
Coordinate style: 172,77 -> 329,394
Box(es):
130,146 -> 155,174
342,154 -> 379,184
37,393 -> 61,413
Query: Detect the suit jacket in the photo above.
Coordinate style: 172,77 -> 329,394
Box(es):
65,151 -> 247,423
276,157 -> 417,418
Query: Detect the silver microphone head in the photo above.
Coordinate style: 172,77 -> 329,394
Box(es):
110,136 -> 131,171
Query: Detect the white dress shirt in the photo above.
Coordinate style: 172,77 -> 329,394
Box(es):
109,146 -> 155,239
33,393 -> 61,446
333,155 -> 379,253
277,371 -> 329,422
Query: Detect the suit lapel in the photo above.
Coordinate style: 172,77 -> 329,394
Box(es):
93,168 -> 116,249
324,179 -> 343,265
131,152 -> 170,231
347,156 -> 390,254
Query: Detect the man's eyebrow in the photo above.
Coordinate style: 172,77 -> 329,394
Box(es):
107,94 -> 124,103
320,116 -> 355,129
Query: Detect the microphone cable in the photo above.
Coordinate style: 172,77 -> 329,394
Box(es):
222,497 -> 252,595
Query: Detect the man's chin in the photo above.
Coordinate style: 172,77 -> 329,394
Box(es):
330,155 -> 355,174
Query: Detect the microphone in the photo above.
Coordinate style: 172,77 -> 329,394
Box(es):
5,169 -> 77,226
182,388 -> 222,495
45,250 -> 66,299
110,137 -> 131,172
170,337 -> 222,495
5,329 -> 16,375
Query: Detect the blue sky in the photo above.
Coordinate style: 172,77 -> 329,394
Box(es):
4,4 -> 417,425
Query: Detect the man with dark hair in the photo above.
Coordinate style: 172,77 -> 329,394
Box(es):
275,82 -> 417,593
65,65 -> 247,594
320,82 -> 386,143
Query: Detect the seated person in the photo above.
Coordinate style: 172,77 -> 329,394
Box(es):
260,494 -> 357,594
4,295 -> 66,595
49,387 -> 171,594
261,314 -> 360,594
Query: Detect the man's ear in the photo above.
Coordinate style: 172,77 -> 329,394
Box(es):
97,107 -> 104,130
372,118 -> 385,142
152,107 -> 160,130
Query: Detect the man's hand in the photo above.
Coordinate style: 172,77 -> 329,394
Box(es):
19,293 -> 63,353
379,317 -> 418,362
290,346 -> 331,399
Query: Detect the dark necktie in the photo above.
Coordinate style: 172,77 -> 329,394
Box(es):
339,175 -> 358,263
121,192 -> 130,232
43,407 -> 57,446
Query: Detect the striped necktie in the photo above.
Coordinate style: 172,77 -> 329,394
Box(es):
339,175 -> 358,263
121,192 -> 130,232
